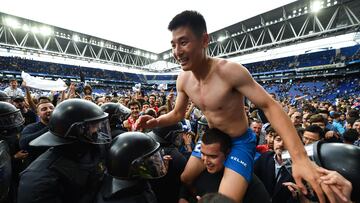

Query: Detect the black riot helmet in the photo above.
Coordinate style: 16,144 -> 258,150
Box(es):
0,101 -> 24,131
197,115 -> 209,141
0,91 -> 10,102
30,99 -> 111,147
107,132 -> 167,180
282,141 -> 360,201
147,122 -> 184,147
313,141 -> 360,201
0,141 -> 11,202
100,102 -> 131,125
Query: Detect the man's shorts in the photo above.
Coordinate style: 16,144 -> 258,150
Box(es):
191,128 -> 256,182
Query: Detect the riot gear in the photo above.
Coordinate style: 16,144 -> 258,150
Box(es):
0,141 -> 11,203
282,141 -> 360,201
147,122 -> 184,147
107,132 -> 167,179
101,103 -> 131,125
30,99 -> 111,147
0,91 -> 10,102
0,101 -> 24,130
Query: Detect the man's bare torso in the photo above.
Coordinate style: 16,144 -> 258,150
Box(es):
179,58 -> 249,137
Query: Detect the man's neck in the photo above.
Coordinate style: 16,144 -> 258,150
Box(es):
192,57 -> 213,81
275,153 -> 283,165
40,120 -> 48,125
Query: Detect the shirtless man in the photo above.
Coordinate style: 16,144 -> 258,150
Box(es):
137,10 -> 334,203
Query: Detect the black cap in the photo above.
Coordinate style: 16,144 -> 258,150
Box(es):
12,96 -> 25,102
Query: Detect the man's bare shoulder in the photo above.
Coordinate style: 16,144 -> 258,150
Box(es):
176,71 -> 192,89
216,59 -> 250,80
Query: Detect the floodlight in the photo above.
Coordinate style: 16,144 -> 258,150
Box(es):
334,1 -> 337,4
73,35 -> 80,42
5,18 -> 20,29
40,26 -> 53,36
100,41 -> 104,47
22,24 -> 30,31
31,27 -> 39,34
217,36 -> 226,42
311,1 -> 322,13
145,53 -> 150,58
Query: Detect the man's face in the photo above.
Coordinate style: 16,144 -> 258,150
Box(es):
266,132 -> 275,150
302,113 -> 311,127
10,80 -> 17,89
201,142 -> 226,174
171,26 -> 208,71
273,135 -> 284,156
250,122 -> 262,137
129,104 -> 140,118
84,96 -> 92,101
302,131 -> 320,145
311,122 -> 326,129
96,97 -> 105,104
155,99 -> 161,107
339,114 -> 345,121
353,121 -> 360,133
291,112 -> 302,126
142,104 -> 149,112
149,96 -> 156,105
37,102 -> 54,124
13,100 -> 25,110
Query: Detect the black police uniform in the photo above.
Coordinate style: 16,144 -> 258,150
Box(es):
147,123 -> 187,203
96,175 -> 157,203
18,144 -> 104,203
17,99 -> 112,203
96,132 -> 167,203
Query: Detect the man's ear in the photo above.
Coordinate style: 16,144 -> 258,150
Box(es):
202,33 -> 209,48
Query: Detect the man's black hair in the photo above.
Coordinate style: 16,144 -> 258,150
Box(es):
343,129 -> 359,143
201,128 -> 232,154
304,125 -> 325,139
168,10 -> 207,38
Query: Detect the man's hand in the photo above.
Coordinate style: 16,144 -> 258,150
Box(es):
291,158 -> 337,203
178,198 -> 189,203
21,81 -> 28,87
317,167 -> 352,203
14,150 -> 28,160
136,115 -> 158,130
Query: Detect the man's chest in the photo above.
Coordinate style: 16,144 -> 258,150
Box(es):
185,81 -> 233,111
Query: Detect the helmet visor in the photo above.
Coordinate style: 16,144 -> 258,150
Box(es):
129,149 -> 167,179
0,110 -> 24,129
165,130 -> 184,147
78,119 -> 112,144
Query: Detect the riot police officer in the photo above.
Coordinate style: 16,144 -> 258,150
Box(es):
0,101 -> 25,203
147,123 -> 187,203
100,102 -> 130,137
96,131 -> 167,203
18,99 -> 111,203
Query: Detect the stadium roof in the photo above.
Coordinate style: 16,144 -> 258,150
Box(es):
0,0 -> 296,53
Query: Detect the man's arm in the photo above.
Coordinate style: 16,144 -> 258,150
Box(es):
22,81 -> 36,112
227,62 -> 331,203
19,125 -> 49,151
137,73 -> 189,129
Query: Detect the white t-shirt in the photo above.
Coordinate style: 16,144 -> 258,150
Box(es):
4,87 -> 24,97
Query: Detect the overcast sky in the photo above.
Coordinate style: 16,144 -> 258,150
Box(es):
0,0 -> 296,53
